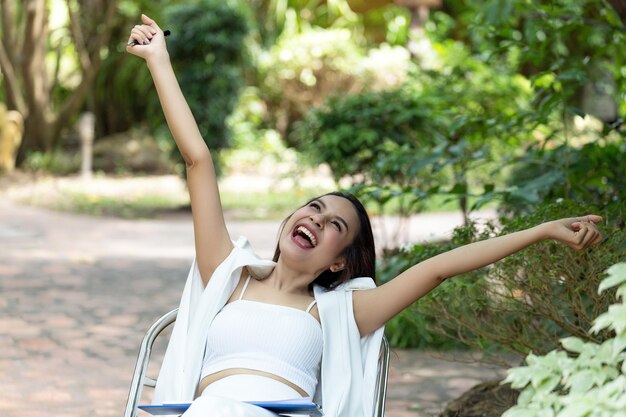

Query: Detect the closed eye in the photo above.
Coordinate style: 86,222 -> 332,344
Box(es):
331,220 -> 342,231
310,202 -> 321,211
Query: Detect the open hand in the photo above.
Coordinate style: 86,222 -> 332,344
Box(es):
126,14 -> 168,62
547,215 -> 603,250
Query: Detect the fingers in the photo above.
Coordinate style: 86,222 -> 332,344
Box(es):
568,222 -> 602,250
568,225 -> 589,250
128,24 -> 156,46
579,225 -> 597,248
127,14 -> 162,48
142,13 -> 157,28
577,214 -> 603,224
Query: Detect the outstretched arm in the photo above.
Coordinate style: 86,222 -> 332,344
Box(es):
353,215 -> 603,336
127,15 -> 233,284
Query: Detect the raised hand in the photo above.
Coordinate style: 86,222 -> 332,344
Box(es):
126,14 -> 168,63
545,215 -> 603,250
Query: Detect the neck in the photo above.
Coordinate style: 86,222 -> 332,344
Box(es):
266,259 -> 319,295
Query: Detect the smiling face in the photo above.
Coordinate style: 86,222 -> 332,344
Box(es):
277,195 -> 361,278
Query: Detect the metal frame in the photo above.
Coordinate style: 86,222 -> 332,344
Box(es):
124,308 -> 178,417
123,308 -> 390,417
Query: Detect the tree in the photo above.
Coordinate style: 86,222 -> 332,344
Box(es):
163,0 -> 251,173
0,0 -> 117,162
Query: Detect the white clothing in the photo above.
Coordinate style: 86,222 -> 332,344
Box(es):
153,237 -> 385,417
200,275 -> 323,396
182,375 -> 300,417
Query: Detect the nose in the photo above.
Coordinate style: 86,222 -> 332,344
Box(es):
309,213 -> 325,229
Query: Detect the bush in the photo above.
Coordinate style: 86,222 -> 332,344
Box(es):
260,27 -> 410,145
380,201 -> 626,352
378,222 -> 483,350
292,40 -> 530,222
503,262 -> 626,417
501,139 -> 626,222
22,150 -> 80,175
93,129 -> 174,175
164,0 -> 251,172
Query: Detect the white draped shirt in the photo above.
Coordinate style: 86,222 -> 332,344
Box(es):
153,236 -> 385,417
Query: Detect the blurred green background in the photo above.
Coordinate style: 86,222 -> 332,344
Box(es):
1,0 -> 624,219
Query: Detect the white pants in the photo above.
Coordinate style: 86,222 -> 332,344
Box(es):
182,375 -> 302,417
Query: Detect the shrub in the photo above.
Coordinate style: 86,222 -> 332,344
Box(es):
503,262 -> 626,417
292,40 -> 530,223
164,0 -> 251,172
501,139 -> 626,223
260,28 -> 410,145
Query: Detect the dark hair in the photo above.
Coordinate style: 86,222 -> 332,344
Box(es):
272,191 -> 376,290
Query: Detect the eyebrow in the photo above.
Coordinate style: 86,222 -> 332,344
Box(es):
315,198 -> 350,231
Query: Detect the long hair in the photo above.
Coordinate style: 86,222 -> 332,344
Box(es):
272,191 -> 376,289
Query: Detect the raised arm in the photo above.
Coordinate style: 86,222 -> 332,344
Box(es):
127,15 -> 233,284
353,215 -> 603,336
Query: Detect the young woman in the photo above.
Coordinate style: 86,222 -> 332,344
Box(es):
127,15 -> 602,417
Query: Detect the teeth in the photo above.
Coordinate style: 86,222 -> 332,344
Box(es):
297,226 -> 317,247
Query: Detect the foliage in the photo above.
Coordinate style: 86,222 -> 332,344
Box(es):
306,0 -> 625,224
292,39 -> 529,222
163,0 -> 251,172
259,27 -> 364,144
380,201 -> 626,352
378,240 -> 473,349
441,0 -> 626,215
21,151 -> 81,176
258,27 -> 410,145
92,129 -> 174,175
468,0 -> 626,117
246,0 -> 409,49
502,262 -> 626,417
92,0 -> 177,138
501,138 -> 626,220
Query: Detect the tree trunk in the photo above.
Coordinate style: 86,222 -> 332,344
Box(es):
0,0 -> 118,165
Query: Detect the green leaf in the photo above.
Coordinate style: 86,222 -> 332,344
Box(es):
591,312 -> 614,334
556,402 -> 594,417
505,366 -> 534,389
566,106 -> 586,118
565,370 -> 595,393
599,264 -> 626,294
561,337 -> 586,354
502,407 -> 534,417
612,333 -> 626,357
448,183 -> 467,194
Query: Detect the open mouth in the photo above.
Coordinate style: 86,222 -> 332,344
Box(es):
292,225 -> 318,248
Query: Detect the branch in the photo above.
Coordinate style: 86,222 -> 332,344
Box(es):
0,24 -> 27,115
21,0 -> 49,115
0,0 -> 28,117
66,0 -> 91,72
1,0 -> 17,64
56,0 -> 118,138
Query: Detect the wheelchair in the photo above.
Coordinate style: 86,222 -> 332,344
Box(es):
124,308 -> 390,417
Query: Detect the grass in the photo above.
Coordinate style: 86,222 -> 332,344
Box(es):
51,191 -> 187,218
4,173 -> 492,220
220,188 -> 331,220
4,174 -> 189,219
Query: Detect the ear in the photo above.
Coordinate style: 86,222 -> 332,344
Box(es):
329,258 -> 345,273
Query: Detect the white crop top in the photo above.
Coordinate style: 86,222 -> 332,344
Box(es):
200,277 -> 323,396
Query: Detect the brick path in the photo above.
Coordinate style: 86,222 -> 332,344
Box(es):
0,198 -> 509,417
